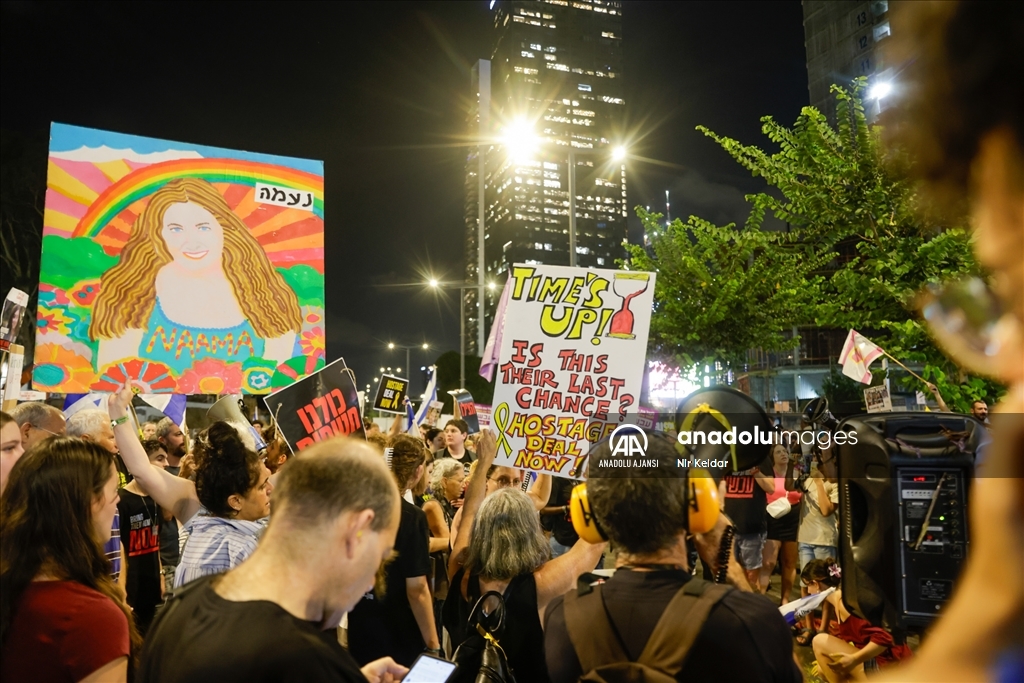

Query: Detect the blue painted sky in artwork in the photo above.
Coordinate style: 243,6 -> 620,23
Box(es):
49,122 -> 323,174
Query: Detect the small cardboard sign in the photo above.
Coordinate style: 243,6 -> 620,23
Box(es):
0,289 -> 29,352
374,374 -> 409,414
475,404 -> 493,429
423,400 -> 444,427
864,384 -> 893,413
449,389 -> 480,434
262,358 -> 364,452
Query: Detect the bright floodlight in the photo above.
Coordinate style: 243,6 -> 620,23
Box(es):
868,81 -> 893,100
502,118 -> 539,161
388,342 -> 395,349
379,367 -> 386,373
422,343 -> 429,349
487,282 -> 497,291
612,145 -> 627,162
428,278 -> 439,288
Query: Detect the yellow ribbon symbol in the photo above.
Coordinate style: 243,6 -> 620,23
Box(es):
680,402 -> 737,471
493,402 -> 513,458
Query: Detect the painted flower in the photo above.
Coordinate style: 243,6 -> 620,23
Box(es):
32,343 -> 95,393
38,284 -> 70,307
271,355 -> 325,389
92,359 -> 178,394
242,357 -> 277,394
301,306 -> 324,328
69,280 -> 102,307
37,305 -> 74,335
176,358 -> 244,395
299,327 -> 326,359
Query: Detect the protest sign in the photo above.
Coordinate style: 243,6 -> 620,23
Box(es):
374,374 -> 408,413
864,384 -> 893,413
491,264 -> 655,478
423,400 -> 444,427
262,358 -> 363,452
0,289 -> 29,352
34,123 -> 325,395
475,404 -> 493,429
449,390 -> 480,434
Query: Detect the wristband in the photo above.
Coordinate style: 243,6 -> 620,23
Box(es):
111,415 -> 130,428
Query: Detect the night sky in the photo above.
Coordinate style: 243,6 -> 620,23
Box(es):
0,1 -> 807,394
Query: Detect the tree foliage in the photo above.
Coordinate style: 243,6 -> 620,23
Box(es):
626,80 -> 1002,411
625,211 -> 828,368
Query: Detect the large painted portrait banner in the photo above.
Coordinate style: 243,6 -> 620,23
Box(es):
34,123 -> 326,395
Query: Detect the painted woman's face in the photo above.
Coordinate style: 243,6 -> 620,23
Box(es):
161,201 -> 225,271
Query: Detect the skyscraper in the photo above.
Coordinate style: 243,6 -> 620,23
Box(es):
802,0 -> 894,122
464,0 -> 627,352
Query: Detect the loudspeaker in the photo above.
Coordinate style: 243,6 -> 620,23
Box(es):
838,412 -> 982,631
208,395 -> 267,452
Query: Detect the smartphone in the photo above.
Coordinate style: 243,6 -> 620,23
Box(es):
403,653 -> 457,683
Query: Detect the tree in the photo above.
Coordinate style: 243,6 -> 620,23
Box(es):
625,211 -> 828,369
432,350 -> 495,412
627,80 -> 1002,411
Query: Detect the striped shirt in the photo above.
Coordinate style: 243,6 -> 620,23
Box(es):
173,515 -> 264,589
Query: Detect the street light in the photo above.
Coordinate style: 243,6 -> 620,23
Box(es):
386,342 -> 431,392
501,119 -> 627,267
426,278 -> 497,390
868,81 -> 893,100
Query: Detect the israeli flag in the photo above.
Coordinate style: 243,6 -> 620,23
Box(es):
63,393 -> 108,419
412,366 -> 438,428
137,394 -> 187,427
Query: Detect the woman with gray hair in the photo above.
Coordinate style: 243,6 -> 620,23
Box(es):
444,431 -> 604,683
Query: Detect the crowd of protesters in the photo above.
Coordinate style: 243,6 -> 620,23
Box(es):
1,2 -> 1022,682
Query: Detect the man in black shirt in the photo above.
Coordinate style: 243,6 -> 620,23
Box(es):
544,431 -> 801,683
432,419 -> 476,472
721,459 -> 775,592
139,438 -> 408,683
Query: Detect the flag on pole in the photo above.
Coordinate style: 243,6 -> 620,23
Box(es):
479,276 -> 512,382
405,399 -> 417,435
137,394 -> 187,427
63,393 -> 108,419
839,329 -> 884,384
413,366 -> 438,426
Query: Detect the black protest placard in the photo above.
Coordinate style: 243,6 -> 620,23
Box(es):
373,374 -> 409,413
262,358 -> 364,452
449,389 -> 480,434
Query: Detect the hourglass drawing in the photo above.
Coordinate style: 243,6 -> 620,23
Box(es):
608,272 -> 651,340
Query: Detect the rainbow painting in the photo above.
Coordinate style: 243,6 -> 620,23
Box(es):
35,123 -> 326,395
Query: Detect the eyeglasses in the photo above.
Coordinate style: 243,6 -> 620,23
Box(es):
30,423 -> 64,438
489,475 -> 522,488
917,277 -> 1023,383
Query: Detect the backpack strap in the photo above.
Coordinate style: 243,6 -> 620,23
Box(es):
636,578 -> 732,675
563,582 -> 629,673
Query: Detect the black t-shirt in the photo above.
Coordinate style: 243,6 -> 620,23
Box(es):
544,569 -> 801,683
723,459 -> 772,535
159,465 -> 180,567
542,477 -> 580,546
117,489 -> 162,633
138,577 -> 366,683
347,499 -> 431,666
433,447 -> 477,473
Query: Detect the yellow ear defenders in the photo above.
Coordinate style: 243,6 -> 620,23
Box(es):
569,468 -> 721,544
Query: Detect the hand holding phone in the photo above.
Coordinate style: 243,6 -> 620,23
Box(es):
403,653 -> 456,683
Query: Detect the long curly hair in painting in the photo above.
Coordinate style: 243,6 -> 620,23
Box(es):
89,177 -> 302,340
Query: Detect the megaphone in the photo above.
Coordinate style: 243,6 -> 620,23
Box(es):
208,395 -> 267,452
568,468 -> 721,544
676,386 -> 775,474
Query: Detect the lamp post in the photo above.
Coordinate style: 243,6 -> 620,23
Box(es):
502,120 -> 627,268
428,279 -> 498,390
387,341 -> 430,392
